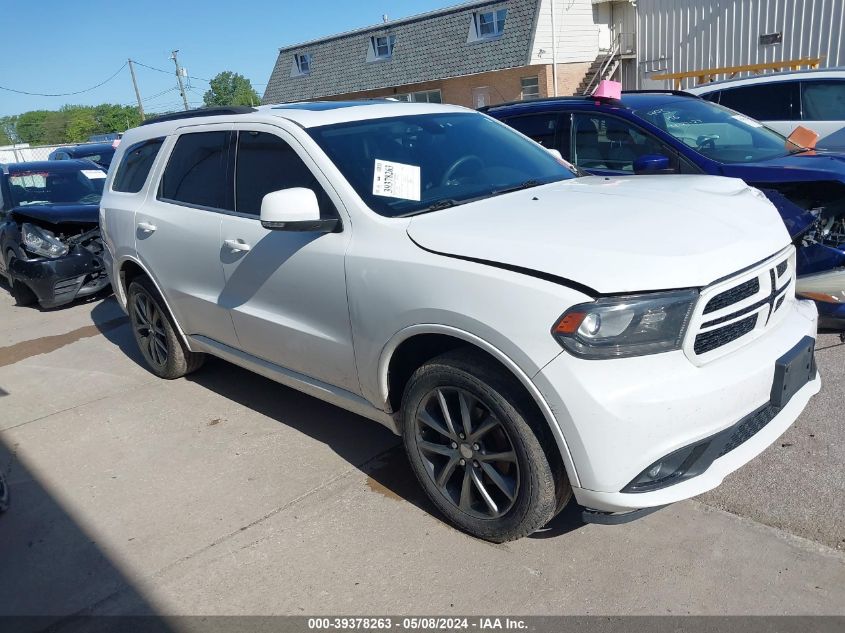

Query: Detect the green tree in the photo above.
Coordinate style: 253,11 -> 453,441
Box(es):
0,116 -> 17,145
15,110 -> 50,144
203,71 -> 260,107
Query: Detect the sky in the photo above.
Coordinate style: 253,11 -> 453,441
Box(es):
0,0 -> 454,117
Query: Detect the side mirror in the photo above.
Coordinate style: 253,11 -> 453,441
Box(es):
633,154 -> 672,175
260,188 -> 339,232
546,148 -> 563,160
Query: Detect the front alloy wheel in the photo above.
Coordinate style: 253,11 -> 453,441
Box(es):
402,349 -> 568,542
414,387 -> 519,520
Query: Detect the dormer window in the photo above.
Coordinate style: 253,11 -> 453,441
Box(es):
291,53 -> 312,77
367,35 -> 396,62
476,8 -> 506,38
373,35 -> 395,58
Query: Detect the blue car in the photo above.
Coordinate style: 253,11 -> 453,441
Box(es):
485,91 -> 845,328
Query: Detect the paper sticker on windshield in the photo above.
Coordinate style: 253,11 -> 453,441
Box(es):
732,114 -> 762,128
81,169 -> 107,179
373,159 -> 420,201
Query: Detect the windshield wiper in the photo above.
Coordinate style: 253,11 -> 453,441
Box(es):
395,199 -> 461,217
492,179 -> 542,196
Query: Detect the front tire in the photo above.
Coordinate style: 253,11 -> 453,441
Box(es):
127,277 -> 205,379
401,349 -> 570,542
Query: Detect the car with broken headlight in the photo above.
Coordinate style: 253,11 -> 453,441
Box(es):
101,101 -> 819,542
0,160 -> 110,308
486,92 -> 845,328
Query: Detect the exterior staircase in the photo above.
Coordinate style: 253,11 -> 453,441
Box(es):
575,44 -> 621,96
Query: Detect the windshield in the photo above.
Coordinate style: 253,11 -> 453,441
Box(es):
78,152 -> 112,168
7,167 -> 106,206
307,112 -> 576,217
634,98 -> 801,163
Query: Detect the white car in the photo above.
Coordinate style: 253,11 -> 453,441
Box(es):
100,101 -> 820,542
687,69 -> 845,151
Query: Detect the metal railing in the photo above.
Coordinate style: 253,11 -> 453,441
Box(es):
582,39 -> 621,95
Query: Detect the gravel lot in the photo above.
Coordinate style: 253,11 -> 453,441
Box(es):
0,287 -> 843,624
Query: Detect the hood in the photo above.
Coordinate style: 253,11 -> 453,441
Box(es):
10,204 -> 99,225
722,151 -> 845,184
407,175 -> 791,294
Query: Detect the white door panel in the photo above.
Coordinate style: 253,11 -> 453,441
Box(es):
137,200 -> 236,345
219,218 -> 358,393
220,122 -> 359,393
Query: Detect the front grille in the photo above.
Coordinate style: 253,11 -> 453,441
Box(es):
703,278 -> 759,314
694,314 -> 756,354
685,248 -> 795,362
718,405 -> 779,457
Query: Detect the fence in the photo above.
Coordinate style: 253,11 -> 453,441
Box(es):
0,143 -> 72,164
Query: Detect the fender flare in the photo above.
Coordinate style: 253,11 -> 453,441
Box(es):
377,324 -> 581,488
115,255 -> 196,352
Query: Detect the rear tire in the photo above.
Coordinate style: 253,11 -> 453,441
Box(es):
401,348 -> 570,542
127,277 -> 205,379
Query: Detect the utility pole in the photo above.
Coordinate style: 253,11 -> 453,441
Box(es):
127,59 -> 145,120
170,50 -> 190,111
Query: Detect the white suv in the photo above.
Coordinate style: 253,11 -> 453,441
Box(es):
101,101 -> 820,542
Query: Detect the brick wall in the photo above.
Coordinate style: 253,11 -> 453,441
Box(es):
320,61 -> 590,108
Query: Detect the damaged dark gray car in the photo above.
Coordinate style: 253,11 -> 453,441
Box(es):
0,160 -> 110,308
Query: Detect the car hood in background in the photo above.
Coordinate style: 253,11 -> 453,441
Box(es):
407,175 -> 791,294
10,204 -> 100,225
722,151 -> 845,184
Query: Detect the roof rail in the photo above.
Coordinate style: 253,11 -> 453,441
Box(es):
622,90 -> 698,97
140,106 -> 258,126
479,95 -> 623,112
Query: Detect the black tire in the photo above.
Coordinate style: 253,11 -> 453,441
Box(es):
401,348 -> 571,542
5,250 -> 36,307
0,472 -> 9,514
127,277 -> 205,379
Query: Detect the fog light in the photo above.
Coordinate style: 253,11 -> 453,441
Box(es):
623,441 -> 712,493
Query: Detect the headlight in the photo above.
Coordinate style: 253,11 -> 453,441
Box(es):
21,222 -> 69,259
552,289 -> 699,359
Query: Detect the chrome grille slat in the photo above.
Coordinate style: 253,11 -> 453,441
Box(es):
684,247 -> 796,365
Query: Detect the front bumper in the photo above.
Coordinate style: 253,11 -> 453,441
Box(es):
533,297 -> 820,514
10,246 -> 110,308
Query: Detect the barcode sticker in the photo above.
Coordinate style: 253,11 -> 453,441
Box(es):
81,170 -> 107,179
372,159 -> 420,201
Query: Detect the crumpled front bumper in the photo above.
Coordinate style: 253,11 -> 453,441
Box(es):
10,245 -> 110,308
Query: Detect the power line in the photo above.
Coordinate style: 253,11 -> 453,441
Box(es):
0,63 -> 128,97
130,59 -> 210,83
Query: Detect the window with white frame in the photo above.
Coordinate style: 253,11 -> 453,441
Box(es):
292,53 -> 312,76
521,76 -> 539,100
371,35 -> 396,60
475,8 -> 507,38
394,89 -> 442,103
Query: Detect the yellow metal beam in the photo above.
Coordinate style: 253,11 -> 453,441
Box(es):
652,58 -> 822,89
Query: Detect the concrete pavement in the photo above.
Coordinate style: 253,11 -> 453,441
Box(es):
0,289 -> 843,622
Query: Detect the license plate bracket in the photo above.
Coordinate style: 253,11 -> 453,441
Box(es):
770,336 -> 817,408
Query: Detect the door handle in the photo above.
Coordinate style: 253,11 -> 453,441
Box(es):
137,221 -> 157,233
223,239 -> 251,252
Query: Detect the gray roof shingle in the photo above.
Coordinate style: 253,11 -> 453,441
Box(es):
262,0 -> 540,103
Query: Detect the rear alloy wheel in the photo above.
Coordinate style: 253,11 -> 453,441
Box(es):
402,349 -> 568,542
127,277 -> 205,379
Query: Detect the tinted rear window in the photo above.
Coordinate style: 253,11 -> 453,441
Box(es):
159,131 -> 233,210
801,80 -> 845,120
717,82 -> 799,120
112,138 -> 164,193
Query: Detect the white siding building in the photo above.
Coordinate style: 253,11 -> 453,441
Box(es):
629,0 -> 844,89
